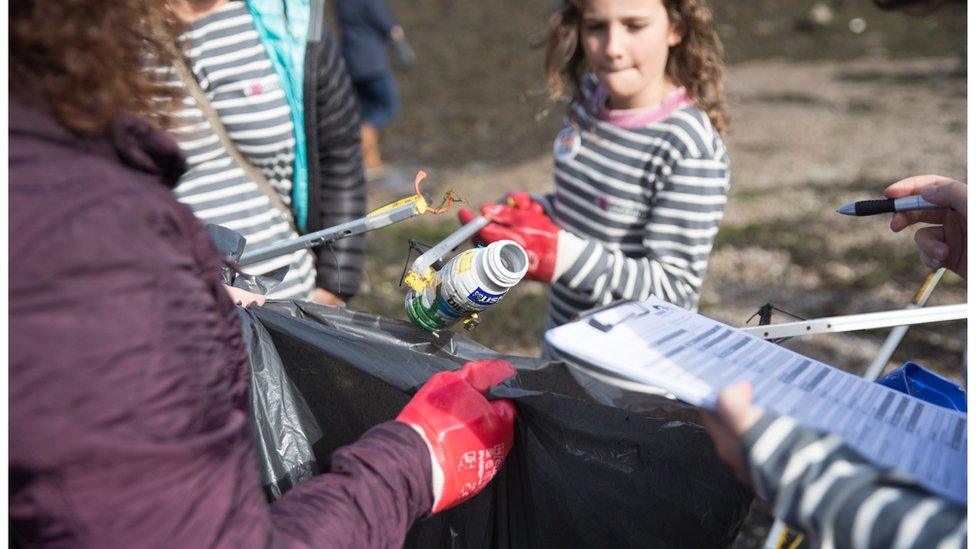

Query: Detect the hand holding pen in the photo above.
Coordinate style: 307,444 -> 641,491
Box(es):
836,195 -> 944,216
885,175 -> 967,279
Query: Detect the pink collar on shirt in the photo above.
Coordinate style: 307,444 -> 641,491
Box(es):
594,86 -> 693,129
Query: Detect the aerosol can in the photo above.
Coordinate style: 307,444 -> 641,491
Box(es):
405,239 -> 528,332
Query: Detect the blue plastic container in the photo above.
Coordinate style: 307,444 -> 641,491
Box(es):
876,362 -> 967,413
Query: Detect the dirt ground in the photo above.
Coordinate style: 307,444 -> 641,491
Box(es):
339,1 -> 966,546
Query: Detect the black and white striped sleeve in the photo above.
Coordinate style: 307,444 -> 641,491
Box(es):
309,28 -> 367,299
556,149 -> 729,310
743,413 -> 967,549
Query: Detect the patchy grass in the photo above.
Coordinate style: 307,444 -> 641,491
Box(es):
713,215 -> 966,290
713,217 -> 828,271
711,0 -> 966,64
372,0 -> 966,169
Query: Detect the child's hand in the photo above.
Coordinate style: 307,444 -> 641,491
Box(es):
390,25 -> 405,41
311,288 -> 345,307
223,285 -> 267,308
885,175 -> 967,279
389,26 -> 416,69
699,382 -> 765,486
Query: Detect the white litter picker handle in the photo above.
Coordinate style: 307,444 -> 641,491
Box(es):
739,303 -> 968,340
402,215 -> 491,291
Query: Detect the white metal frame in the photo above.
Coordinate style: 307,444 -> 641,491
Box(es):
738,303 -> 967,340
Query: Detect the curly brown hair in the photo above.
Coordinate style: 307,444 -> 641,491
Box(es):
10,0 -> 185,134
541,0 -> 727,134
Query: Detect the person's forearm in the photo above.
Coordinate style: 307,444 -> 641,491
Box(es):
556,236 -> 698,308
270,421 -> 432,548
556,155 -> 727,308
743,413 -> 966,548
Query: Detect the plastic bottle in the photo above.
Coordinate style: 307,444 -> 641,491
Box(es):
406,240 -> 529,332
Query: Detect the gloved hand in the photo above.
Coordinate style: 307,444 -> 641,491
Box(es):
397,359 -> 518,513
458,191 -> 585,282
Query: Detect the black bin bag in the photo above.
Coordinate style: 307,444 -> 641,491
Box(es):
243,302 -> 752,548
238,309 -> 322,500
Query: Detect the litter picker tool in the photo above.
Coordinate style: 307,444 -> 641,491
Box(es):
238,194 -> 429,267
402,215 -> 491,292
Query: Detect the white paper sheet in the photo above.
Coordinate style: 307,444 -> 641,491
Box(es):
545,297 -> 967,505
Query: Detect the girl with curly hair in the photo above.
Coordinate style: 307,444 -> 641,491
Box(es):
461,0 -> 731,344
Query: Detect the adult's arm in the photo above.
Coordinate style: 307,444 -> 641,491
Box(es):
9,186 -> 430,547
271,421 -> 433,547
309,27 -> 367,299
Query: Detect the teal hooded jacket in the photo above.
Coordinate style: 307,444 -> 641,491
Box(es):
247,0 -> 366,298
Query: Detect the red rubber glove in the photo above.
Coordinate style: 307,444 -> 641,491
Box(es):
458,191 -> 560,281
397,359 -> 518,513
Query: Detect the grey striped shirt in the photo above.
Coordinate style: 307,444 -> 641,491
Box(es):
165,2 -> 315,300
745,413 -> 966,548
545,76 -> 730,331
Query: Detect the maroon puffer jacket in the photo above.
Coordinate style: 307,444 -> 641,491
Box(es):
9,99 -> 431,548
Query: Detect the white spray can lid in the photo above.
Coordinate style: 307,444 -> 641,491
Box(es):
480,240 -> 529,289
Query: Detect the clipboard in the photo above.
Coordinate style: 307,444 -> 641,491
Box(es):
545,296 -> 967,505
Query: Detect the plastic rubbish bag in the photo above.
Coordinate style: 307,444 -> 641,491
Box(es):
239,309 -> 322,500
247,301 -> 752,547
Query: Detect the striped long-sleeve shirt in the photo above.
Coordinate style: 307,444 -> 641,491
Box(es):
745,413 -> 966,548
545,76 -> 730,331
165,2 -> 316,300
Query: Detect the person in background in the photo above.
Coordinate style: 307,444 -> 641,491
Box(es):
335,0 -> 412,178
702,177 -> 967,548
460,0 -> 730,352
10,1 -> 517,545
166,0 -> 366,305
